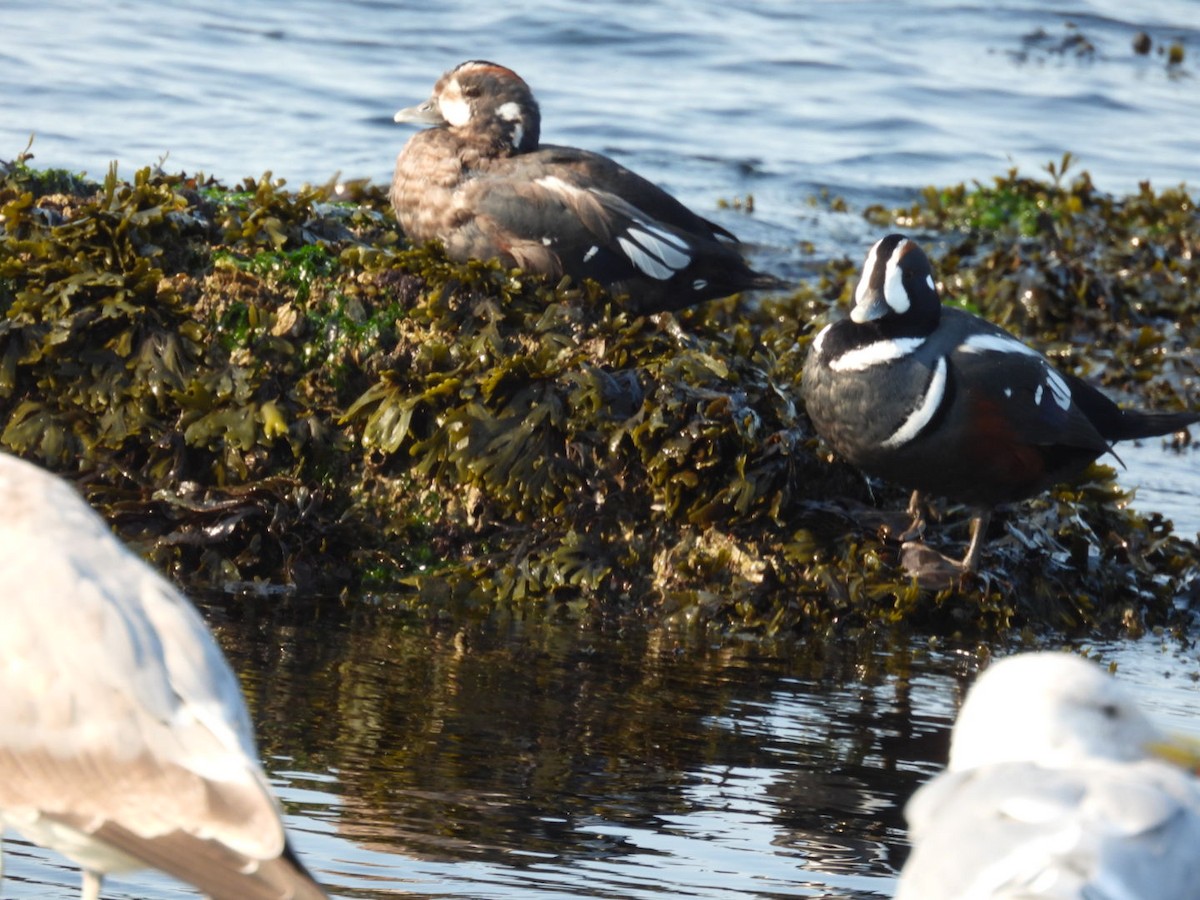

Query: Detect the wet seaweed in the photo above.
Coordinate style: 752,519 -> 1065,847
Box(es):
1,145 -> 1197,638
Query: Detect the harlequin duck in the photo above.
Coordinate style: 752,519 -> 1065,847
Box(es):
802,233 -> 1198,577
390,60 -> 785,313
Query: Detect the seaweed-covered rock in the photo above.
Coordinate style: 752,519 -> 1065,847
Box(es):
1,146 -> 1197,637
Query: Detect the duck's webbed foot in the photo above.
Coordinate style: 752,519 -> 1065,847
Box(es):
900,509 -> 991,589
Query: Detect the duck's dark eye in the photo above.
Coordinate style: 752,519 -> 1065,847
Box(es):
461,84 -> 481,99
1099,703 -> 1120,719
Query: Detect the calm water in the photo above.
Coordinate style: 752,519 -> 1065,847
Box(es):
3,604 -> 1199,900
2,2 -> 1200,897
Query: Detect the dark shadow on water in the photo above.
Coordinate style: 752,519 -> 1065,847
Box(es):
9,596 -> 1198,898
192,597 -> 976,899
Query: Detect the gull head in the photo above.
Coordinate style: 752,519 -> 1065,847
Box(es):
948,652 -> 1161,772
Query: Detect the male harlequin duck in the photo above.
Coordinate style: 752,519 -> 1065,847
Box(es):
390,60 -> 784,313
802,233 -> 1198,577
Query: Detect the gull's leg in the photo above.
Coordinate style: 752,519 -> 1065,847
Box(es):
82,869 -> 103,900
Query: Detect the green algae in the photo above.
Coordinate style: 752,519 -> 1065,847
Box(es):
1,145 -> 1197,639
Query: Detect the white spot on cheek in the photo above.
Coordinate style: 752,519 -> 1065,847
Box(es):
494,102 -> 525,147
439,80 -> 471,126
1004,387 -> 1013,399
440,98 -> 470,126
926,274 -> 935,292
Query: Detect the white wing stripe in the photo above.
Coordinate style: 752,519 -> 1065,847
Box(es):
962,333 -> 1073,411
1045,370 -> 1072,410
830,337 -> 926,372
629,218 -> 690,252
623,222 -> 692,275
961,333 -> 1033,356
616,236 -> 674,280
534,175 -> 693,280
882,356 -> 948,448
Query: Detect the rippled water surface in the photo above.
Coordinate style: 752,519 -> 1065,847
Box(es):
5,604 -> 1200,900
5,1 -> 1199,217
3,2 -> 1200,897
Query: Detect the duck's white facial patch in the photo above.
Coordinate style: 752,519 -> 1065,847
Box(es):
496,104 -> 525,147
962,333 -> 1073,411
829,337 -> 925,372
881,355 -> 948,448
439,80 -> 471,127
926,274 -> 936,293
852,237 -> 915,322
853,240 -> 884,308
882,240 -> 913,314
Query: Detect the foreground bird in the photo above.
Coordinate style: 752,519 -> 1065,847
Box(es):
389,60 -> 783,313
802,233 -> 1198,577
895,652 -> 1200,898
0,452 -> 328,900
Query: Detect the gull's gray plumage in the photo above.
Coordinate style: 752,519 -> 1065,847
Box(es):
0,452 -> 328,900
896,652 -> 1200,899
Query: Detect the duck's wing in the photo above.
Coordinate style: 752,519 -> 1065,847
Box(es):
455,149 -> 781,310
942,311 -> 1113,470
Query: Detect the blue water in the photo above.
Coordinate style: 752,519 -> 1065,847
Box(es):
5,1 -> 1198,211
3,2 -> 1200,898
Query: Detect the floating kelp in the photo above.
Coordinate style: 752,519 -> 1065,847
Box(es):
1,146 -> 1197,637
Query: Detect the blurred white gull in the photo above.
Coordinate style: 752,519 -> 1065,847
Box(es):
895,651 -> 1200,899
0,452 -> 329,900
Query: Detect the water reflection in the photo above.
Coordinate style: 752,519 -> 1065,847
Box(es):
8,601 -> 1197,899
206,602 -> 958,899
